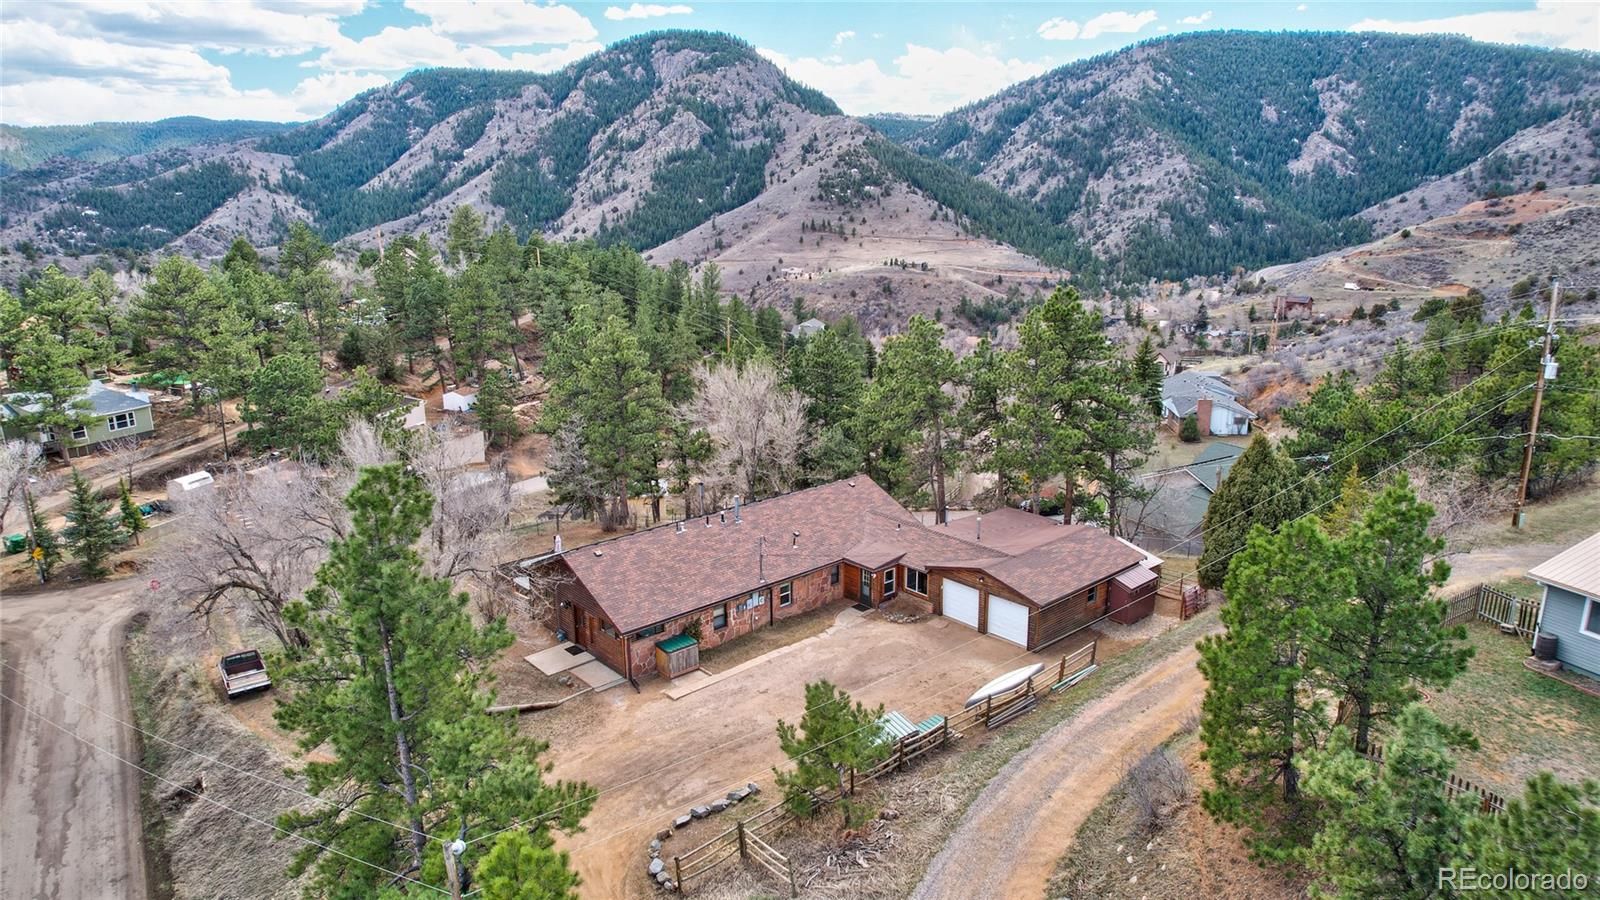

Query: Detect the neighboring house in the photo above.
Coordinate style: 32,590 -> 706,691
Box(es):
1125,442 -> 1243,556
1160,370 -> 1255,436
1528,531 -> 1600,680
789,318 -> 826,340
0,380 -> 155,456
1155,347 -> 1185,376
519,477 -> 1154,681
398,396 -> 428,430
443,390 -> 476,413
1272,295 -> 1315,319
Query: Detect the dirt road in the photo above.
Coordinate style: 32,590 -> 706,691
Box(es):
910,631 -> 1215,900
1,579 -> 148,900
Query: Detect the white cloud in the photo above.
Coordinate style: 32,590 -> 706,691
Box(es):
759,44 -> 1052,116
11,0 -> 350,57
833,30 -> 856,47
1179,11 -> 1213,26
603,3 -> 693,21
1037,9 -> 1158,41
1037,17 -> 1081,40
404,0 -> 596,45
313,25 -> 598,72
0,67 -> 396,125
1350,0 -> 1597,52
1296,4 -> 1308,11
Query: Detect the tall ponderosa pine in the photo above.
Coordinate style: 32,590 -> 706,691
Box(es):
275,465 -> 592,897
571,318 -> 667,530
1314,479 -> 1470,754
63,470 -> 122,580
474,829 -> 581,900
475,368 -> 522,448
1198,517 -> 1345,859
1131,335 -> 1164,418
1196,434 -> 1307,589
1300,705 -> 1479,899
9,328 -> 92,464
860,316 -> 958,521
132,256 -> 243,414
25,488 -> 62,581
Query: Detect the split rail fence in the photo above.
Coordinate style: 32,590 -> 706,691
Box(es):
1442,583 -> 1542,638
672,641 -> 1099,894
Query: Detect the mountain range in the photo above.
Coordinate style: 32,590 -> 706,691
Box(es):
2,29 -> 1597,300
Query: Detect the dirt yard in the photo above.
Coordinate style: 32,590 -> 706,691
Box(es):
517,607 -> 1104,898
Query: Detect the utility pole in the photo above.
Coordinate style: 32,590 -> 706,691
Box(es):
443,839 -> 466,900
1512,279 -> 1560,528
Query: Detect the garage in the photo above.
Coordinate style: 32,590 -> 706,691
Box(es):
942,579 -> 980,629
986,595 -> 1031,647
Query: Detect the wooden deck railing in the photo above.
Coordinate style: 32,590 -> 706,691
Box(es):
672,639 -> 1100,893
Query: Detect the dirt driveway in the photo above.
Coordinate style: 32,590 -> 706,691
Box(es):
535,608 -> 1075,898
0,579 -> 148,900
910,627 -> 1218,900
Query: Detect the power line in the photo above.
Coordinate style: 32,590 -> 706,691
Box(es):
0,689 -> 449,896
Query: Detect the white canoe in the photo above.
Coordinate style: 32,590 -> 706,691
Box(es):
965,663 -> 1044,708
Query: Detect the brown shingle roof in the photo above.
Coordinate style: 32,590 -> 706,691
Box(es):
551,476 -> 1144,633
938,507 -> 1074,555
554,477 -> 994,633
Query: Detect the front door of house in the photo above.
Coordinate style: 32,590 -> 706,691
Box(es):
574,608 -> 593,646
860,570 -> 873,606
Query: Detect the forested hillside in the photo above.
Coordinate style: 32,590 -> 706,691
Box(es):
0,117 -> 291,171
908,31 -> 1600,281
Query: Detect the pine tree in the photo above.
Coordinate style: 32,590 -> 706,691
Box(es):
9,328 -> 92,464
25,489 -> 61,581
1316,479 -> 1472,754
476,368 -> 522,448
1198,517 -> 1345,859
274,464 -> 593,895
1320,464 -> 1368,536
63,470 -> 122,580
571,318 -> 667,530
1132,336 -> 1165,418
1178,413 -> 1200,443
859,316 -> 957,521
475,830 -> 581,900
132,256 -> 244,414
775,680 -> 888,827
1086,354 -> 1155,537
1197,434 -> 1307,590
1300,705 -> 1479,899
957,337 -> 1014,503
118,479 -> 146,545
1461,772 -> 1600,893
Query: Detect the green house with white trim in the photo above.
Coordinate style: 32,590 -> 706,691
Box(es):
1,380 -> 156,456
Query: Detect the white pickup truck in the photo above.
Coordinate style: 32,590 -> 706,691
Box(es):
219,650 -> 272,698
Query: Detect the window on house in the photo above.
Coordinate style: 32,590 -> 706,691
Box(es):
905,568 -> 928,595
779,582 -> 793,607
883,568 -> 896,596
106,411 -> 137,432
712,603 -> 728,630
1583,597 -> 1600,640
70,425 -> 88,441
635,623 -> 665,639
830,564 -> 840,585
38,427 -> 55,444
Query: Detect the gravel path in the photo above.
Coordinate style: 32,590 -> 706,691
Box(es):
1,579 -> 148,900
910,627 -> 1218,900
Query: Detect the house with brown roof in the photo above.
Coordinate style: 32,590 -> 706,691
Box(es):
520,477 -> 1158,682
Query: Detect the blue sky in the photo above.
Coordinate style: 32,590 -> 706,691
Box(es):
1,1 -> 1594,126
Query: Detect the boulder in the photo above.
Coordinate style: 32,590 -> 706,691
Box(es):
690,805 -> 712,819
673,815 -> 692,829
879,808 -> 899,821
656,828 -> 672,842
656,870 -> 671,885
726,789 -> 743,802
650,839 -> 662,852
710,798 -> 730,813
663,879 -> 677,892
648,858 -> 665,877
746,782 -> 761,795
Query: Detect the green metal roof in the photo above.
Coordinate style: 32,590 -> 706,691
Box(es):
656,634 -> 697,653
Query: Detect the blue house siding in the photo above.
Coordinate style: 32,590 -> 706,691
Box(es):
1537,584 -> 1600,680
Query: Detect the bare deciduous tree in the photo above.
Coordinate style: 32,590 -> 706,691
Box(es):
0,440 -> 43,532
96,436 -> 154,488
1404,462 -> 1512,546
684,359 -> 806,499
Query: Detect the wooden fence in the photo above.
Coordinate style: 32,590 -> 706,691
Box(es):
1361,740 -> 1508,815
672,640 -> 1100,893
1441,583 -> 1542,638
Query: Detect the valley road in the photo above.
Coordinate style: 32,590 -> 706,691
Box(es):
910,627 -> 1218,900
1,579 -> 148,900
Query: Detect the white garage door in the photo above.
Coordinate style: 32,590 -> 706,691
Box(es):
942,579 -> 980,629
987,596 -> 1031,647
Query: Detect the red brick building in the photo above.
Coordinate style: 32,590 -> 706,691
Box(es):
523,477 -> 1157,681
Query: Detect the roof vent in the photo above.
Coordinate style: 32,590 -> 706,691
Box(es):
554,535 -> 564,553
593,548 -> 603,557
975,516 -> 983,542
734,495 -> 742,523
676,521 -> 686,534
719,510 -> 726,525
792,530 -> 800,548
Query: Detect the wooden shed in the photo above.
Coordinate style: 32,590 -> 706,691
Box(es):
654,634 -> 701,679
1109,566 -> 1158,624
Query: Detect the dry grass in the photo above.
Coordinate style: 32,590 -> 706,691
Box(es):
695,601 -> 854,673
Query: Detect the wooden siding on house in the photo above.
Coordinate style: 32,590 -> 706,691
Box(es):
1537,584 -> 1600,680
